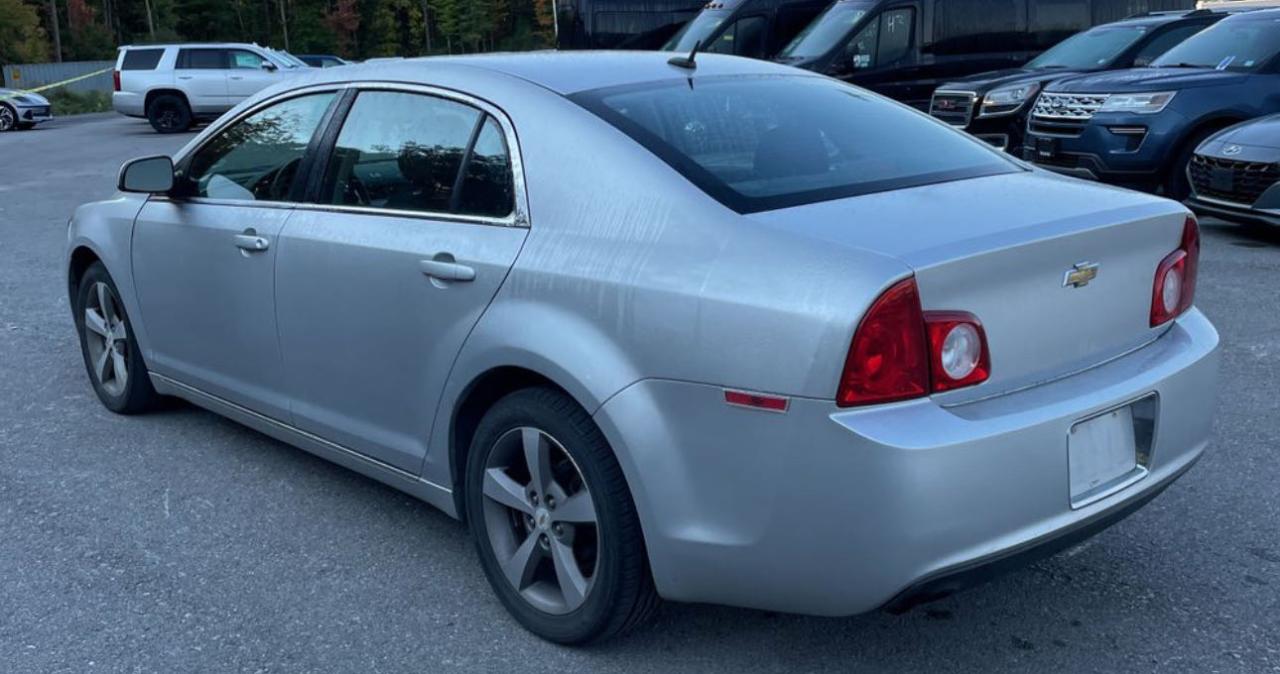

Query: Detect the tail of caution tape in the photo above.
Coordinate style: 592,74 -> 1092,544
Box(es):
1,67 -> 114,102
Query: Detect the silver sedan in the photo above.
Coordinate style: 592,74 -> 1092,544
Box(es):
65,53 -> 1220,644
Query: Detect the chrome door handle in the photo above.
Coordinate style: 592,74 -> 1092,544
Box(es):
419,258 -> 475,282
177,75 -> 193,80
234,233 -> 270,252
230,76 -> 244,80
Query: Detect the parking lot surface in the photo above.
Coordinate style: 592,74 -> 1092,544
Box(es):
2,114 -> 1278,673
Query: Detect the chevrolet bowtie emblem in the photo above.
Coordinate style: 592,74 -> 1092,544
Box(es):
1063,262 -> 1100,288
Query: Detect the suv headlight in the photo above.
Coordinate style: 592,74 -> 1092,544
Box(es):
979,82 -> 1040,117
1099,92 -> 1176,114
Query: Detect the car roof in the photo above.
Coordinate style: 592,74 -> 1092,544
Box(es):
322,51 -> 804,96
119,43 -> 268,50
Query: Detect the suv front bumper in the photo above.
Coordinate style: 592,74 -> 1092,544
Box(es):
595,309 -> 1219,616
1024,110 -> 1188,187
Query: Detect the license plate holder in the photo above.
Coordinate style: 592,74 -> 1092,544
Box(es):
1068,401 -> 1150,509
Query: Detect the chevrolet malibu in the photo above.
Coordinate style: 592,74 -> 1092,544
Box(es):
65,53 -> 1220,644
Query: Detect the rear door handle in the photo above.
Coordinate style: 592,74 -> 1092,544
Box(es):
177,75 -> 193,80
419,257 -> 475,282
234,233 -> 270,252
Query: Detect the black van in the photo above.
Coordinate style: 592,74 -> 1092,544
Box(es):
774,0 -> 1195,109
661,0 -> 834,59
555,0 -> 709,49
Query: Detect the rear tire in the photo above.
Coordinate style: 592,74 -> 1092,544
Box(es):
465,387 -> 659,644
74,262 -> 159,414
147,94 -> 192,134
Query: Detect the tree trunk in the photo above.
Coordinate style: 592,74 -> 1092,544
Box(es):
47,0 -> 63,62
422,0 -> 431,54
142,0 -> 156,41
278,0 -> 290,49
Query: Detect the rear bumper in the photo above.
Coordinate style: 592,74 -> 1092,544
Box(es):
594,309 -> 1219,616
112,91 -> 146,118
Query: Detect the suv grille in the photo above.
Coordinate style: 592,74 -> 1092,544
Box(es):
1189,154 -> 1279,206
1029,93 -> 1110,137
930,92 -> 976,128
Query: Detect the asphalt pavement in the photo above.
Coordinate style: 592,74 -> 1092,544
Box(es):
1,113 -> 1278,673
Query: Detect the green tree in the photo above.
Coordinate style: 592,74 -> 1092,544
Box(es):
0,0 -> 51,64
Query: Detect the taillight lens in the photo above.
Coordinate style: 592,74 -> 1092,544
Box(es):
837,278 -> 929,407
1150,216 -> 1199,327
113,70 -> 121,92
837,279 -> 991,407
924,312 -> 991,392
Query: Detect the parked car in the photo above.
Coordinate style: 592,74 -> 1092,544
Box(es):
1186,113 -> 1280,224
1024,8 -> 1280,199
297,54 -> 352,68
111,43 -> 310,133
0,88 -> 52,131
661,0 -> 832,60
931,9 -> 1225,152
776,0 -> 1195,109
67,52 -> 1219,645
555,0 -> 707,48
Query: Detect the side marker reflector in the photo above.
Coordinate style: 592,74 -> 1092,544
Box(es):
723,390 -> 789,413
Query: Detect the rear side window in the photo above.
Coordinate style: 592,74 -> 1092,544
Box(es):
121,48 -> 163,71
321,90 -> 515,218
179,49 -> 227,69
572,75 -> 1018,213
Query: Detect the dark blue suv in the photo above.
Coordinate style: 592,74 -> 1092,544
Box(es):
1024,8 -> 1280,199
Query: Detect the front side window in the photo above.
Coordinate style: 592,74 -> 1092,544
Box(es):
322,90 -> 515,218
179,49 -> 226,70
707,15 -> 768,58
779,1 -> 872,60
1151,15 -> 1279,71
184,92 -> 335,201
572,75 -> 1018,213
876,9 -> 914,65
845,16 -> 880,69
230,50 -> 267,69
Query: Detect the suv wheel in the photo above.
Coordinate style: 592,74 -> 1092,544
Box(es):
148,94 -> 192,133
74,262 -> 159,414
465,387 -> 659,644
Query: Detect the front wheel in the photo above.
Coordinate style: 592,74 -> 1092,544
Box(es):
74,263 -> 159,414
0,104 -> 15,132
465,388 -> 659,644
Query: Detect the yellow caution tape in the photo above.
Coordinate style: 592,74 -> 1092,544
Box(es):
1,66 -> 114,101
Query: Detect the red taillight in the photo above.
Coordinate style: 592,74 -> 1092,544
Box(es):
923,312 -> 990,393
837,278 -> 991,407
1150,215 -> 1199,327
113,70 -> 121,92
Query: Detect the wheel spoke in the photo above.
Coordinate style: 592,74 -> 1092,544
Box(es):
111,350 -> 128,386
94,347 -> 111,383
96,284 -> 113,323
502,532 -> 543,592
522,428 -> 553,496
84,308 -> 109,338
483,468 -> 533,515
550,538 -> 589,611
553,491 -> 597,525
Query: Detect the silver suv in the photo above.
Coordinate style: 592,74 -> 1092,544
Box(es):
112,43 -> 309,133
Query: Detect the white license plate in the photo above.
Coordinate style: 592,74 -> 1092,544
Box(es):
1068,405 -> 1139,507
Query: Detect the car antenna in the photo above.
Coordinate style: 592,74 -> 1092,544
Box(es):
668,40 -> 701,70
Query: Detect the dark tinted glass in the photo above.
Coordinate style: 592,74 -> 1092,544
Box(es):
180,49 -> 226,69
932,0 -> 1021,55
323,91 -> 480,214
185,93 -> 334,201
457,118 -> 515,218
573,76 -> 1017,213
1131,24 -> 1207,67
708,15 -> 767,57
1152,13 -> 1280,71
122,48 -> 164,70
877,9 -> 913,64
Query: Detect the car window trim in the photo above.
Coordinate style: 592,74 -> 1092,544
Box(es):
297,81 -> 529,228
163,81 -> 530,228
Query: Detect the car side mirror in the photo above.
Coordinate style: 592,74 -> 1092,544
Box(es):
262,61 -> 278,71
118,155 -> 174,194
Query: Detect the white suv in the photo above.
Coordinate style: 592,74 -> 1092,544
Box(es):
112,43 -> 310,133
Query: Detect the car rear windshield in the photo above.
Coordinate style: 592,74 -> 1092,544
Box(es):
122,48 -> 164,70
571,75 -> 1019,213
1152,13 -> 1280,71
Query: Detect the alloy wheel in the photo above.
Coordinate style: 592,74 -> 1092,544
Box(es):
83,282 -> 130,397
0,106 -> 14,132
155,106 -> 179,131
481,427 -> 599,615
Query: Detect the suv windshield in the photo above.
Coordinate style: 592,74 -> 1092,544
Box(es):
1026,24 -> 1151,69
572,75 -> 1017,213
665,10 -> 731,52
268,48 -> 307,68
778,1 -> 872,60
1152,13 -> 1280,71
